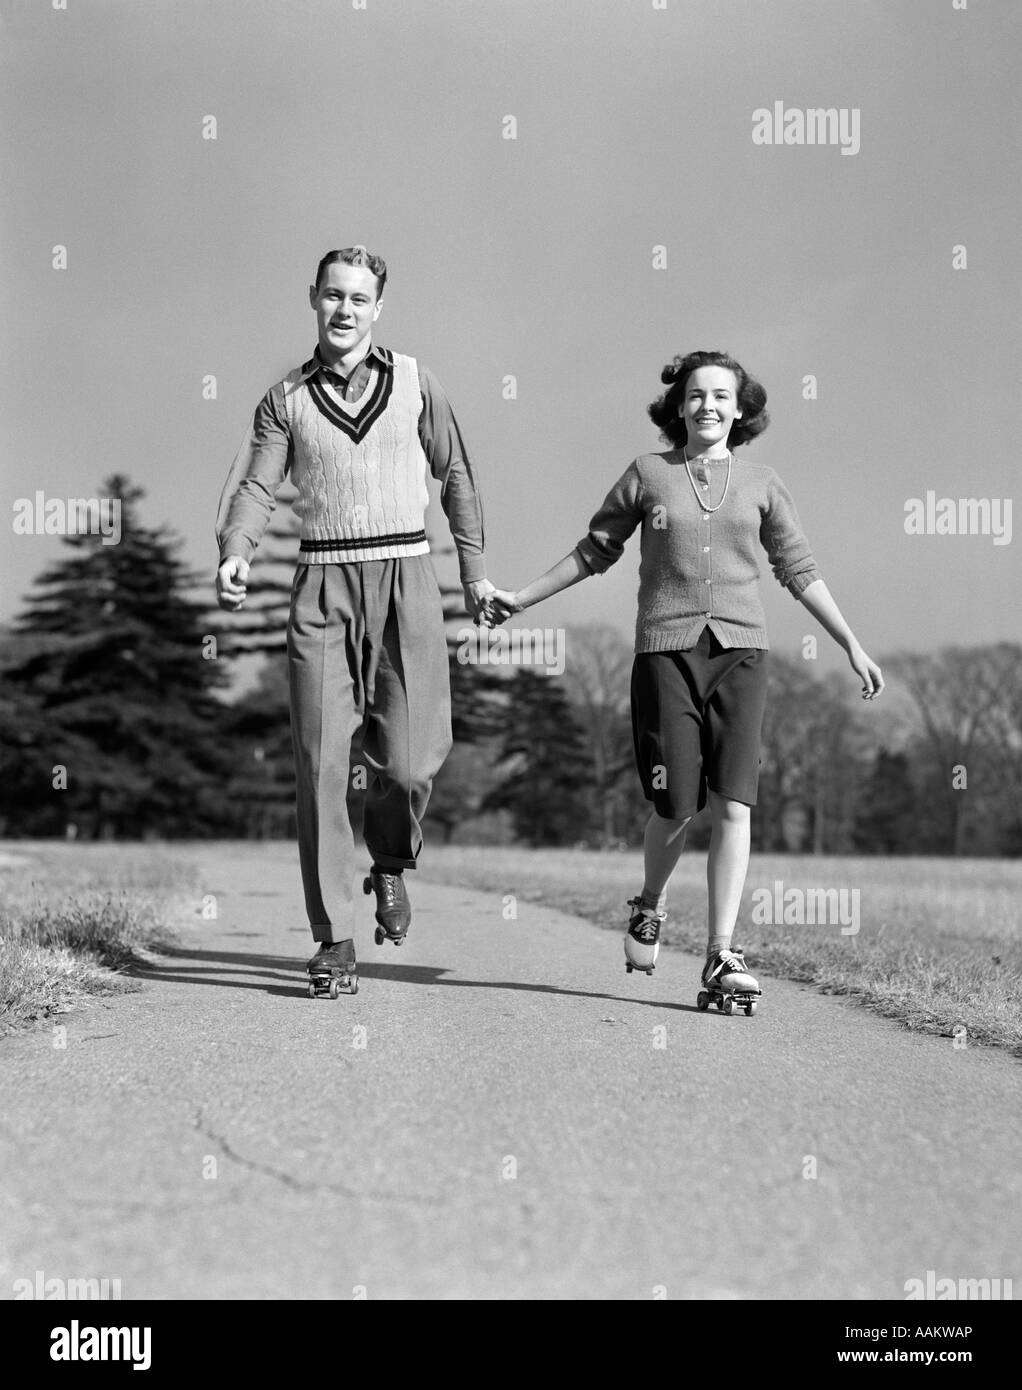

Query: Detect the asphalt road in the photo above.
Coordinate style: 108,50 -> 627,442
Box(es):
1,842 -> 1019,1300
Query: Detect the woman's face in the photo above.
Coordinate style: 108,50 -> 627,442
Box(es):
678,366 -> 743,455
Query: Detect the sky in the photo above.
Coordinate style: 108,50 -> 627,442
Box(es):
2,0 -> 1019,676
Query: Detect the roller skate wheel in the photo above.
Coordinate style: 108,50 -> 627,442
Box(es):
696,991 -> 710,1011
307,981 -> 317,999
746,1001 -> 757,1016
374,926 -> 385,946
350,977 -> 359,995
328,978 -> 341,1000
625,963 -> 633,974
723,996 -> 736,1016
363,876 -> 373,894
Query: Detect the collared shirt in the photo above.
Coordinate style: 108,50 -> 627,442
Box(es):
311,342 -> 379,402
216,343 -> 486,584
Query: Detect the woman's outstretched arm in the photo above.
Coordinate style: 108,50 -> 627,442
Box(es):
487,549 -> 592,620
798,579 -> 884,699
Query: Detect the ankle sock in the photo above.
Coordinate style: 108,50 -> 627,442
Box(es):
639,888 -> 667,913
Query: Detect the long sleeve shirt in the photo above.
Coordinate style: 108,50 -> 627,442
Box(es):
216,343 -> 486,584
575,451 -> 822,651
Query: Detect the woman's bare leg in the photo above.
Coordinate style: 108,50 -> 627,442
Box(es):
706,790 -> 751,953
640,810 -> 692,908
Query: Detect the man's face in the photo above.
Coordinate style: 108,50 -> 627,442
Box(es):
309,263 -> 382,357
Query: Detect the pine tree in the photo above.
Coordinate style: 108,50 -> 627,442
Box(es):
218,657 -> 296,838
0,475 -> 232,837
481,668 -> 597,845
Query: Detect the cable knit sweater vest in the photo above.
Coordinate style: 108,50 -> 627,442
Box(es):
283,349 -> 431,564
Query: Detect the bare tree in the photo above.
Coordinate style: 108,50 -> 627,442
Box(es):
559,625 -> 635,846
887,644 -> 1022,855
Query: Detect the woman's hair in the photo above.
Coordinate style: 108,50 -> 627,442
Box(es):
647,350 -> 769,449
314,245 -> 388,297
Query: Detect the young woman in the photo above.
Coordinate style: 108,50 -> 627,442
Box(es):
485,351 -> 883,1011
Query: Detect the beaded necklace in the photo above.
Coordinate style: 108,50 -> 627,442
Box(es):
683,447 -> 732,513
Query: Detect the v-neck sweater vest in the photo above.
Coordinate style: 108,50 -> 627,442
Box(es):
283,349 -> 431,565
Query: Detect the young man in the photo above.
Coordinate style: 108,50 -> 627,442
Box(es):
215,246 -> 493,995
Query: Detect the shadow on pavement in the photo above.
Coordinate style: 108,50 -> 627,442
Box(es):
127,945 -> 707,1012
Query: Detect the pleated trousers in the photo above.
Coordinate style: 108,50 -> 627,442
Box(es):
286,556 -> 453,941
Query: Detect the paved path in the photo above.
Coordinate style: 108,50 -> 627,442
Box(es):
1,842 -> 1019,1300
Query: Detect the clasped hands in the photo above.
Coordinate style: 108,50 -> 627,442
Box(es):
216,564 -> 522,626
463,579 -> 522,628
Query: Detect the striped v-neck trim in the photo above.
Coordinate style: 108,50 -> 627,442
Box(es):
305,348 -> 395,443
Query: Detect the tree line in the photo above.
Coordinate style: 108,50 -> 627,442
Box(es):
1,475 -> 1019,857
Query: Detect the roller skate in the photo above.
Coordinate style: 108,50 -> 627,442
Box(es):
363,867 -> 411,947
306,938 -> 358,999
696,945 -> 761,1017
623,896 -> 666,975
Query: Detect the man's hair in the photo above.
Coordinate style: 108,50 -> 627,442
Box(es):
314,245 -> 388,296
647,350 -> 769,449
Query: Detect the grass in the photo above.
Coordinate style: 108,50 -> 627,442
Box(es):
0,845 -> 196,1033
418,846 -> 1022,1055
